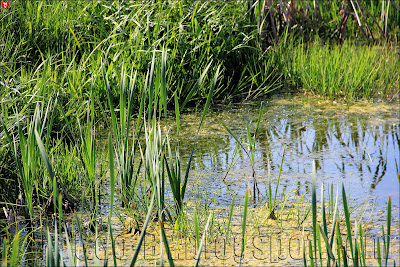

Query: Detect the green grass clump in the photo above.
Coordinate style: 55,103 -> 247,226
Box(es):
284,41 -> 400,100
304,162 -> 394,267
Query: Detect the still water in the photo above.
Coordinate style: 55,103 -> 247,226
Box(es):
37,95 -> 400,266
172,95 -> 399,214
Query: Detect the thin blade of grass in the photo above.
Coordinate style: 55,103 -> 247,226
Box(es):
246,122 -> 254,169
302,226 -> 307,267
181,65 -> 220,201
359,222 -> 366,267
216,117 -> 251,159
225,195 -> 235,253
319,223 -> 335,263
160,221 -> 175,267
194,213 -> 213,267
342,184 -> 355,266
311,161 -> 317,262
75,216 -> 88,267
329,184 -> 339,248
102,59 -> 119,138
161,47 -> 167,119
130,191 -> 155,266
309,240 -> 314,267
385,196 -> 391,267
239,189 -> 249,266
194,208 -> 200,250
272,147 -> 285,214
34,129 -> 54,180
181,59 -> 213,110
174,93 -> 180,135
336,219 -> 348,267
254,101 -> 264,137
9,233 -> 19,266
377,236 -> 382,267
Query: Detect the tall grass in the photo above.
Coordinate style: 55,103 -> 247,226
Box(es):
0,0 -> 399,265
285,40 -> 400,100
0,49 -> 220,266
305,166 -> 393,266
104,59 -> 141,209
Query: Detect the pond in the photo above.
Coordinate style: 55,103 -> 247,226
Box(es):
32,94 -> 400,266
177,95 -> 399,213
96,94 -> 397,265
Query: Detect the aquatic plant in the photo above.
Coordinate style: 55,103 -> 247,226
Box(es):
285,40 -> 400,100
304,161 -> 393,267
0,1 -> 398,265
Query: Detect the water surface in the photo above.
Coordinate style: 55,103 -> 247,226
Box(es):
171,95 -> 399,216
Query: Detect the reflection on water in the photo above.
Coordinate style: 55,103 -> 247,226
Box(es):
18,95 -> 400,266
171,96 -> 399,213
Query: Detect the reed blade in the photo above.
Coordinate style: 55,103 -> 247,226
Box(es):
385,196 -> 391,267
194,214 -> 213,267
319,223 -> 335,263
181,65 -> 220,201
9,233 -> 19,266
225,195 -> 236,252
239,189 -> 249,266
194,208 -> 200,250
160,222 -> 175,267
342,184 -> 355,266
181,60 -> 213,110
130,191 -> 155,267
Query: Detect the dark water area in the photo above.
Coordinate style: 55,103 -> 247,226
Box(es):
171,95 -> 399,218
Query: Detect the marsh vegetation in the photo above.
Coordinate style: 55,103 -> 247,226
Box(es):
1,0 -> 399,266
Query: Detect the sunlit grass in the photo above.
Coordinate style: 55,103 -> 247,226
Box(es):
0,1 -> 398,265
285,41 -> 400,100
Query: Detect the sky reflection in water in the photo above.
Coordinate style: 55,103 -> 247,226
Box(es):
172,96 -> 399,216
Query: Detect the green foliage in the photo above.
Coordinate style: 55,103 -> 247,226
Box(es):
284,40 -> 400,100
305,179 -> 393,266
0,1 -> 398,265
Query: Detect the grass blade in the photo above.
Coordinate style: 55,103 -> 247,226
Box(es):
194,214 -> 213,267
311,161 -> 317,263
130,191 -> 155,266
225,196 -> 235,254
385,196 -> 391,267
160,222 -> 175,267
181,65 -> 220,201
319,223 -> 335,263
342,184 -> 355,266
272,147 -> 285,215
9,233 -> 19,266
181,60 -> 213,110
359,222 -> 366,267
377,236 -> 381,267
194,208 -> 200,250
239,189 -> 249,266
174,92 -> 180,136
34,129 -> 54,180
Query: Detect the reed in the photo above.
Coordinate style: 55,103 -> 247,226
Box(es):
164,64 -> 220,220
224,196 -> 236,256
239,189 -> 250,267
194,213 -> 213,267
76,87 -> 98,225
1,232 -> 20,267
285,40 -> 400,100
1,1 -> 398,265
305,175 -> 393,266
103,58 -> 141,209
